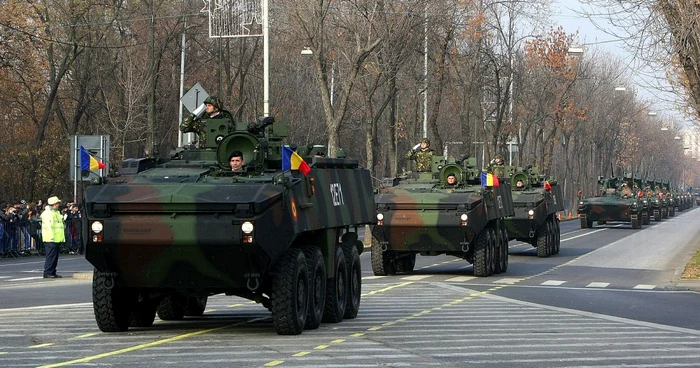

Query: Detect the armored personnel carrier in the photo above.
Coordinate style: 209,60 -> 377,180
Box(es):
83,115 -> 375,335
578,176 -> 644,229
371,154 -> 514,277
503,166 -> 564,257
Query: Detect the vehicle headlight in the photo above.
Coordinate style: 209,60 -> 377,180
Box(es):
579,201 -> 584,205
377,213 -> 384,221
528,209 -> 534,216
241,221 -> 254,234
460,213 -> 468,221
91,221 -> 103,233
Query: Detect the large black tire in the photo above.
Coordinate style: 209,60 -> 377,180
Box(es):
642,212 -> 649,225
580,215 -> 592,229
653,209 -> 661,221
93,270 -> 133,332
499,227 -> 509,273
552,218 -> 561,255
370,241 -> 394,276
536,222 -> 550,258
342,243 -> 361,320
473,229 -> 489,277
303,246 -> 326,330
322,246 -> 347,323
130,298 -> 157,328
157,295 -> 186,321
661,207 -> 668,219
271,248 -> 309,335
631,215 -> 641,229
396,254 -> 416,273
184,297 -> 208,317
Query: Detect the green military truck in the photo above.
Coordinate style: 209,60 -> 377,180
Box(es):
371,154 -> 514,277
83,116 -> 375,335
503,166 -> 564,257
578,176 -> 644,229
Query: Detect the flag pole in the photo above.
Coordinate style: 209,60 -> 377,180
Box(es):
74,137 -> 79,203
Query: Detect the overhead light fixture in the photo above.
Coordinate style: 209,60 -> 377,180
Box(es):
300,47 -> 313,55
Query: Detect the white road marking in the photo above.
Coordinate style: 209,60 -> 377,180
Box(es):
633,284 -> 656,290
362,276 -> 387,280
445,276 -> 476,282
493,278 -> 523,285
8,277 -> 44,282
541,280 -> 567,286
586,282 -> 610,288
401,275 -> 432,281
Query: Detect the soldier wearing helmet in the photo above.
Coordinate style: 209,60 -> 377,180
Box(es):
407,138 -> 436,172
180,95 -> 235,146
487,154 -> 505,178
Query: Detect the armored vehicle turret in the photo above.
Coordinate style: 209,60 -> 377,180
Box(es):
371,154 -> 514,277
578,176 -> 644,229
503,166 -> 564,257
83,115 -> 375,335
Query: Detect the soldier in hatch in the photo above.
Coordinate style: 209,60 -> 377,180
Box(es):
445,173 -> 458,187
407,138 -> 435,172
487,154 -> 506,178
180,95 -> 234,145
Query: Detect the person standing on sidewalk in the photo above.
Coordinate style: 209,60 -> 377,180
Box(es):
41,196 -> 65,278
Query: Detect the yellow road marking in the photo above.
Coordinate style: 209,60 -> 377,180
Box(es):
368,326 -> 382,331
38,320 -> 255,368
74,333 -> 98,339
264,360 -> 284,366
30,343 -> 54,348
351,332 -> 365,337
331,339 -> 345,344
227,303 -> 244,308
314,345 -> 329,350
363,281 -> 413,296
293,352 -> 310,357
0,352 -> 8,355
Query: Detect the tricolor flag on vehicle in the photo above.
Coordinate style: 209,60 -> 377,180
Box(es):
282,145 -> 311,176
481,172 -> 499,187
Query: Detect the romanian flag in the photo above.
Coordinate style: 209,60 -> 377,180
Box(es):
80,146 -> 106,171
481,172 -> 499,187
282,145 -> 311,176
544,181 -> 552,191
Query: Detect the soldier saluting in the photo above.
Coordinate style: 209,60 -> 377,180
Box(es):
180,96 -> 234,146
407,138 -> 435,172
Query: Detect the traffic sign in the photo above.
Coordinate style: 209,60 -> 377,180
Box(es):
181,83 -> 209,113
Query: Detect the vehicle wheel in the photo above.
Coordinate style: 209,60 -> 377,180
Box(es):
642,212 -> 649,225
486,228 -> 496,276
653,209 -> 661,221
631,215 -> 640,229
157,295 -> 186,321
661,208 -> 668,219
322,246 -> 347,323
597,220 -> 607,225
552,217 -> 560,255
499,227 -> 509,273
473,229 -> 489,277
398,254 -> 416,273
492,228 -> 502,274
93,269 -> 133,332
536,223 -> 550,258
371,240 -> 395,276
130,298 -> 157,328
548,220 -> 557,255
342,243 -> 361,320
303,246 -> 326,330
184,297 -> 208,317
271,248 -> 309,335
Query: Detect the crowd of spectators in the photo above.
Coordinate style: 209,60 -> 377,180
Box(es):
0,199 -> 82,258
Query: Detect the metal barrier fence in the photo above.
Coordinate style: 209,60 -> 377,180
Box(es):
0,218 -> 82,258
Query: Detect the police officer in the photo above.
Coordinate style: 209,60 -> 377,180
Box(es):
180,96 -> 234,145
407,138 -> 435,172
41,196 -> 65,278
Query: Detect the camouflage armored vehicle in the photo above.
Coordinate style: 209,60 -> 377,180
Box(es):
503,166 -> 564,257
654,180 -> 670,219
644,180 -> 663,222
371,154 -> 514,277
578,176 -> 644,229
83,115 -> 375,335
633,177 -> 651,225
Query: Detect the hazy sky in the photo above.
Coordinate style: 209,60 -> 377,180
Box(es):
550,0 -> 686,123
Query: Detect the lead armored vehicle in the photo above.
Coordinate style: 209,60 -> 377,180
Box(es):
578,176 -> 644,229
371,155 -> 514,277
83,115 -> 375,335
503,166 -> 564,257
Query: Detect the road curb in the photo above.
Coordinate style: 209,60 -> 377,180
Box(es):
72,272 -> 93,280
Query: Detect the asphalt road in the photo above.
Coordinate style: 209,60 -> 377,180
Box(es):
0,208 -> 699,367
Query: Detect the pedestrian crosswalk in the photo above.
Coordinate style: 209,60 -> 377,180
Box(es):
362,275 -> 660,290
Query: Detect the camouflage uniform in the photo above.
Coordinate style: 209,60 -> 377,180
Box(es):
487,155 -> 505,178
407,148 -> 435,172
180,96 -> 234,145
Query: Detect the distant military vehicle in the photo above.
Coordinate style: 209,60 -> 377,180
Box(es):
503,166 -> 564,257
578,176 -> 644,229
371,154 -> 514,277
83,115 -> 375,335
